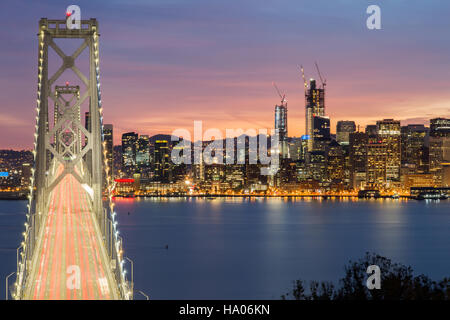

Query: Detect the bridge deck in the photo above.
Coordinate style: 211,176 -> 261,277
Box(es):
24,170 -> 119,300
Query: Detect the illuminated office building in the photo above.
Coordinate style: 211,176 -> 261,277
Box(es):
312,116 -> 330,151
103,124 -> 114,179
136,135 -> 150,167
376,119 -> 401,183
429,118 -> 450,185
336,121 -> 356,145
122,132 -> 138,169
366,142 -> 387,188
349,132 -> 368,190
305,79 -> 325,151
401,124 -> 428,174
275,103 -> 288,158
327,140 -> 345,183
430,117 -> 450,137
429,136 -> 450,186
154,140 -> 171,182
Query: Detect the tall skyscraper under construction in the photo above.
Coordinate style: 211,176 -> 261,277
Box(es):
274,103 -> 288,158
273,82 -> 289,158
301,64 -> 326,152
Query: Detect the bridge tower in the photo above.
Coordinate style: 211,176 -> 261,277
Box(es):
12,18 -> 132,300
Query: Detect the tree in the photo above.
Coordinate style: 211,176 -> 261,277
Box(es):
282,252 -> 450,300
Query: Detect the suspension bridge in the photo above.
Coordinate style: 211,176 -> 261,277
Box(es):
7,17 -> 133,300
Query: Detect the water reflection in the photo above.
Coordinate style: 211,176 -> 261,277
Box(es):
109,198 -> 450,299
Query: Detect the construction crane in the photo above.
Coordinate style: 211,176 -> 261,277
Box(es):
298,65 -> 308,95
272,81 -> 287,105
314,61 -> 327,89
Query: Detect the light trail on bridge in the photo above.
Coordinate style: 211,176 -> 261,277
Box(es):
24,165 -> 119,300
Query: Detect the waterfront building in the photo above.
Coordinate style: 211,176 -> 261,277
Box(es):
376,119 -> 401,183
349,132 -> 368,190
154,140 -> 171,182
366,142 -> 387,188
103,124 -> 114,179
327,140 -> 345,183
122,132 -> 138,172
136,134 -> 150,167
429,136 -> 450,186
401,124 -> 428,174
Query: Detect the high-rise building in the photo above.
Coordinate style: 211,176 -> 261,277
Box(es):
136,135 -> 150,167
336,121 -> 356,145
308,151 -> 327,183
366,142 -> 387,188
103,124 -> 114,179
327,140 -> 345,183
429,136 -> 450,186
274,103 -> 288,158
287,137 -> 302,161
312,115 -> 330,151
401,124 -> 428,174
430,118 -> 450,137
376,119 -> 401,183
153,140 -> 171,182
122,132 -> 138,169
305,79 -> 325,151
365,125 -> 377,139
429,118 -> 450,185
349,132 -> 368,190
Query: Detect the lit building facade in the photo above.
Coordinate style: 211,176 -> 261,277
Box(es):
275,103 -> 288,158
401,124 -> 428,174
103,124 -> 114,179
122,132 -> 138,169
376,119 -> 401,183
349,132 -> 368,190
366,142 -> 387,188
154,140 -> 171,182
136,134 -> 150,167
336,121 -> 356,145
305,79 -> 325,151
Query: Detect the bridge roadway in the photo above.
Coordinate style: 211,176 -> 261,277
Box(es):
23,166 -> 119,299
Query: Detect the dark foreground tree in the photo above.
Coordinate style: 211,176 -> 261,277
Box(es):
282,252 -> 450,300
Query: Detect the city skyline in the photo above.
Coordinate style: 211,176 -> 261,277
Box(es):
1,1 -> 450,149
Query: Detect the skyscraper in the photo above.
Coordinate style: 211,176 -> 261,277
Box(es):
336,121 -> 356,145
365,125 -> 377,139
274,103 -> 288,158
429,137 -> 450,186
376,119 -> 401,183
349,132 -> 368,190
366,142 -> 387,188
429,117 -> 450,185
305,79 -> 325,151
430,118 -> 450,137
136,135 -> 150,167
103,124 -> 114,179
122,132 -> 138,170
312,115 -> 330,151
327,140 -> 345,183
401,124 -> 428,174
154,140 -> 171,182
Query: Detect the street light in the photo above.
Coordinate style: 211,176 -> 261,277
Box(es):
5,272 -> 15,300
